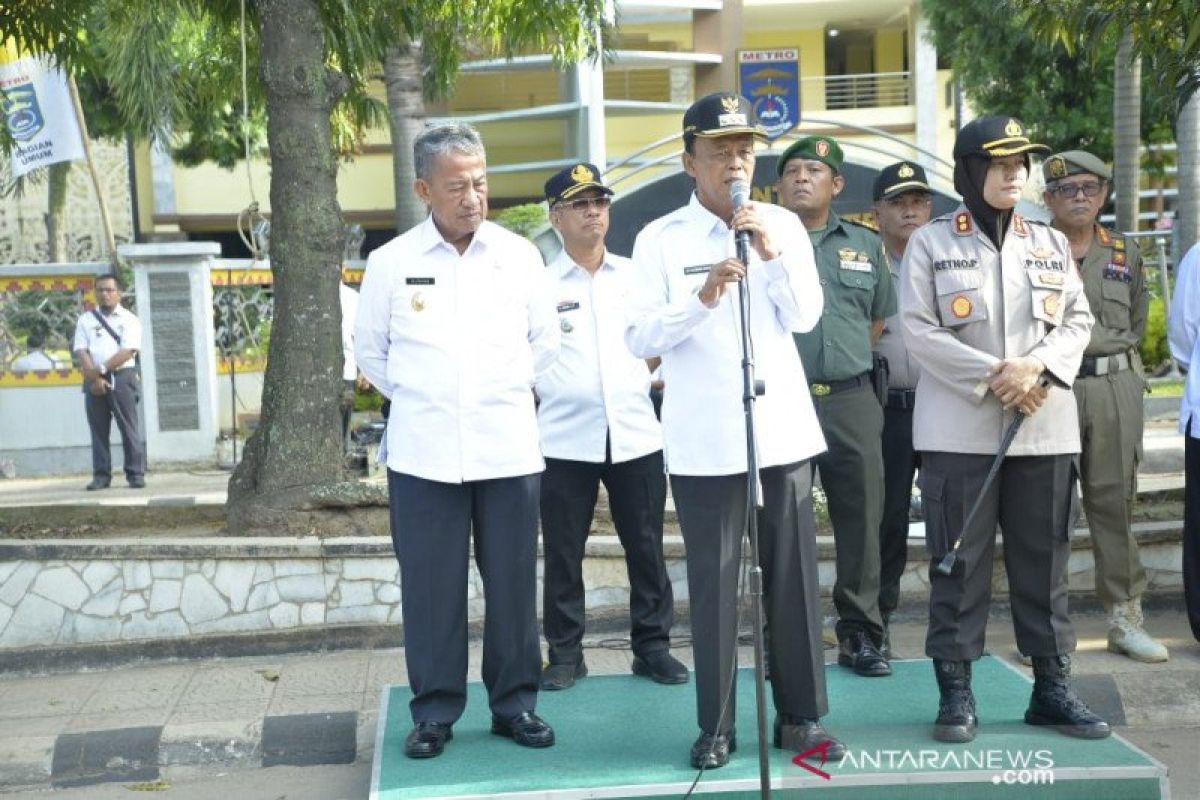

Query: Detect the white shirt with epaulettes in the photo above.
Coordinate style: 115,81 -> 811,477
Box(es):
536,249 -> 662,464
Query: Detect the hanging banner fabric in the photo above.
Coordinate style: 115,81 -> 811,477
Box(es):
0,42 -> 85,178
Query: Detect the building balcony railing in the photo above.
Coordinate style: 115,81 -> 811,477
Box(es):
806,71 -> 911,110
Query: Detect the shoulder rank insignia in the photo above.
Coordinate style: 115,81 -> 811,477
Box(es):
1096,225 -> 1113,247
1012,214 -> 1028,237
1113,236 -> 1125,251
954,212 -> 973,235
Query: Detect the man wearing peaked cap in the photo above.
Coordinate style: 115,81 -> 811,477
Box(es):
778,134 -> 898,680
871,161 -> 934,658
625,92 -> 844,769
1042,150 -> 1167,664
898,115 -> 1109,744
535,162 -> 687,693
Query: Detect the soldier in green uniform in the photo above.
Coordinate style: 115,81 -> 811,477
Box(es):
777,135 -> 896,677
1043,150 -> 1169,663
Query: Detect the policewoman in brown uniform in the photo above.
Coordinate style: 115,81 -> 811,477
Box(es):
898,117 -> 1110,743
1042,150 -> 1168,663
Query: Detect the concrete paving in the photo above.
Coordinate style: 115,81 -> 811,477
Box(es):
0,610 -> 1195,795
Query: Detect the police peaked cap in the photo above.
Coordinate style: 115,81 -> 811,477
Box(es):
682,92 -> 768,146
953,116 -> 1049,160
873,161 -> 931,201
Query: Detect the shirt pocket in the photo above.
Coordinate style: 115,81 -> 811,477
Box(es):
1099,278 -> 1132,330
933,269 -> 987,328
1027,269 -> 1065,328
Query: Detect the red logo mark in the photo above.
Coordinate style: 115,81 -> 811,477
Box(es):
791,740 -> 835,780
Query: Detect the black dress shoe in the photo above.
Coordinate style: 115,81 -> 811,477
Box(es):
540,660 -> 587,690
404,721 -> 452,758
632,650 -> 689,684
86,477 -> 111,491
127,476 -> 146,489
690,730 -> 735,769
773,715 -> 846,760
837,630 -> 892,677
491,711 -> 555,748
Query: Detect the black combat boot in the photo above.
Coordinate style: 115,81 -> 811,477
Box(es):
1025,655 -> 1111,739
932,659 -> 977,742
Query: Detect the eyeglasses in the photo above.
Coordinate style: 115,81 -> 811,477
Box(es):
1050,181 -> 1104,198
555,196 -> 611,213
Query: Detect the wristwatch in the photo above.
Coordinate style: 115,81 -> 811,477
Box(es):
98,364 -> 108,376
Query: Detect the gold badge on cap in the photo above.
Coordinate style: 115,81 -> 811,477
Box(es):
951,295 -> 973,319
1005,119 -> 1022,136
897,164 -> 914,178
815,140 -> 830,157
1047,156 -> 1067,179
721,96 -> 740,113
411,292 -> 426,312
1043,294 -> 1060,317
571,163 -> 594,183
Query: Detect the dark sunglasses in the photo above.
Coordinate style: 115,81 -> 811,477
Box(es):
555,196 -> 611,212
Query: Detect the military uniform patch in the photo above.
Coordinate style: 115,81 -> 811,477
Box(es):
411,292 -> 427,312
1030,247 -> 1056,259
1113,237 -> 1125,251
1042,294 -> 1059,317
951,295 -> 973,319
1038,272 -> 1065,286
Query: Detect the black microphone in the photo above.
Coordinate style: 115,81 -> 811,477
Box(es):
730,179 -> 752,265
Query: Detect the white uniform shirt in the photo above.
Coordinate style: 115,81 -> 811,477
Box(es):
10,350 -> 59,372
340,283 -> 359,381
536,249 -> 662,464
355,217 -> 559,483
72,305 -> 142,368
1168,241 -> 1200,439
626,193 -> 827,476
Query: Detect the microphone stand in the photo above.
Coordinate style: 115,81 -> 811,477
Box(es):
735,229 -> 772,799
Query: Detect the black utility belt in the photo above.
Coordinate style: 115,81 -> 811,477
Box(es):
810,373 -> 869,397
886,388 -> 917,410
1078,351 -> 1132,378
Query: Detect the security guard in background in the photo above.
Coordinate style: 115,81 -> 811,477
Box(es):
778,135 -> 895,677
536,162 -> 686,691
871,161 -> 934,657
1043,150 -> 1168,663
900,116 -> 1109,743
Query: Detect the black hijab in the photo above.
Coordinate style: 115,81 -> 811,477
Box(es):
953,153 -> 1029,252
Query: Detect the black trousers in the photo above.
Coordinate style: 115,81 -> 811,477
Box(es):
880,405 -> 920,621
671,461 -> 827,734
541,448 -> 672,664
921,452 -> 1077,661
84,369 -> 145,481
388,469 -> 542,724
1185,421 -> 1200,641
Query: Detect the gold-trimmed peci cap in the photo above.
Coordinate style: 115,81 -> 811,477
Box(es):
872,161 -> 932,201
953,116 -> 1049,160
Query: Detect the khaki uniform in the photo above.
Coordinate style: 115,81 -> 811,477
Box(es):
875,251 -> 922,623
796,212 -> 896,643
899,206 -> 1094,660
1072,226 -> 1149,605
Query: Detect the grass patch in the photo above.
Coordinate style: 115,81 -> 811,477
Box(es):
1148,378 -> 1184,397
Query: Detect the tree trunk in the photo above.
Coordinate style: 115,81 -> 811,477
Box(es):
226,0 -> 351,534
1113,30 -> 1141,234
1177,90 -> 1200,261
43,161 -> 70,262
384,39 -> 427,234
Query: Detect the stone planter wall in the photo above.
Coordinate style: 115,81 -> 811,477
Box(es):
0,522 -> 1184,651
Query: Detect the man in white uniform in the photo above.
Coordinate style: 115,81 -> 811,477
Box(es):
355,123 -> 560,759
626,92 -> 843,770
535,162 -> 686,691
72,273 -> 145,490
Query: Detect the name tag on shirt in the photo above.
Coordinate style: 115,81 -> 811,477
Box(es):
406,277 -> 435,285
683,264 -> 711,275
557,301 -> 580,313
839,260 -> 872,273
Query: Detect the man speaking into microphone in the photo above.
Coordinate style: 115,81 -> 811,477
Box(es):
626,92 -> 844,770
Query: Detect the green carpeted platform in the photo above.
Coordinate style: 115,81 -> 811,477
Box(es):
370,657 -> 1166,799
